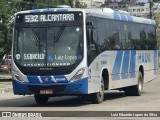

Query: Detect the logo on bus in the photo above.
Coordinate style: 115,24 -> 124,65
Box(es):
43,78 -> 49,82
138,53 -> 151,63
16,54 -> 20,60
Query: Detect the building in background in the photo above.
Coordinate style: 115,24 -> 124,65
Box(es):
101,0 -> 160,18
101,1 -> 129,11
80,0 -> 105,8
128,2 -> 160,17
101,0 -> 138,11
104,0 -> 138,6
79,0 -> 160,18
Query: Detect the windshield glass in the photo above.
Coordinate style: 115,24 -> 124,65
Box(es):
14,25 -> 83,67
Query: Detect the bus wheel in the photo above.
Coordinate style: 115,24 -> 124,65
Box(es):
91,77 -> 104,104
133,71 -> 143,96
34,94 -> 49,104
125,72 -> 143,96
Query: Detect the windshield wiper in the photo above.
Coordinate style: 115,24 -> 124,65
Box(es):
29,25 -> 42,53
54,24 -> 65,42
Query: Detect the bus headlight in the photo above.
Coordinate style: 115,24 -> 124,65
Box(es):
70,68 -> 85,82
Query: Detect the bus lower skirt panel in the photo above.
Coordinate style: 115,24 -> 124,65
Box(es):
12,77 -> 88,95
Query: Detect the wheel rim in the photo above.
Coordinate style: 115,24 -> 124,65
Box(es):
139,80 -> 143,92
138,75 -> 143,92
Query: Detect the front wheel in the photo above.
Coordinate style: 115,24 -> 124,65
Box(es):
91,77 -> 105,104
34,94 -> 49,104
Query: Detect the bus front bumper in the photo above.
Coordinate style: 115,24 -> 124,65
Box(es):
12,77 -> 88,95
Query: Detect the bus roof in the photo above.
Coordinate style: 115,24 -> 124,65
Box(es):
16,8 -> 156,25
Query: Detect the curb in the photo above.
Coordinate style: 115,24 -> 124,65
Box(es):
0,87 -> 13,93
0,78 -> 12,93
0,75 -> 12,82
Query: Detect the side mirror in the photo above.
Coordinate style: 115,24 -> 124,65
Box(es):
91,29 -> 98,44
86,22 -> 93,26
86,21 -> 97,51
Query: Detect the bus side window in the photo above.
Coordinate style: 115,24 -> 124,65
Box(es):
102,38 -> 110,50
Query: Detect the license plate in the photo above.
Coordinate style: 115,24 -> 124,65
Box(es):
40,89 -> 53,94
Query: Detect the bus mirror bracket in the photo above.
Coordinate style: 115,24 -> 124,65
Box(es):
91,28 -> 97,44
90,44 -> 96,50
86,22 -> 96,50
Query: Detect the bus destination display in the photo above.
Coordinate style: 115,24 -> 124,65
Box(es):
25,14 -> 74,22
16,12 -> 83,23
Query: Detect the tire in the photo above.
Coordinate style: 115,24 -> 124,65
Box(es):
133,72 -> 143,96
124,72 -> 143,96
91,77 -> 105,104
34,94 -> 49,104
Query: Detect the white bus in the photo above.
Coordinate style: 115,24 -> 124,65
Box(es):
12,8 -> 158,104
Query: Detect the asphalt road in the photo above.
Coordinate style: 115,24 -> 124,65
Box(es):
0,75 -> 160,119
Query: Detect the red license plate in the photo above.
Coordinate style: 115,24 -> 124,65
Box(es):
40,89 -> 53,94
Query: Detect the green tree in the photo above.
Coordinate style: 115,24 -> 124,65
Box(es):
75,0 -> 87,8
0,0 -> 14,58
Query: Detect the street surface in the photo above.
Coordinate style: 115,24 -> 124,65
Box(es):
0,74 -> 159,120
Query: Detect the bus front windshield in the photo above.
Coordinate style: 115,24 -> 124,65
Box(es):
14,25 -> 83,67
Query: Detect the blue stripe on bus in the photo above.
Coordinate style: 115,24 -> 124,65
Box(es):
27,75 -> 68,83
54,75 -> 68,83
127,15 -> 133,22
56,8 -> 68,12
143,19 -> 151,24
42,8 -> 68,12
27,76 -> 40,83
30,9 -> 41,13
39,76 -> 52,83
113,14 -> 133,22
29,8 -> 68,13
42,9 -> 54,12
113,13 -> 120,20
120,14 -> 127,21
129,50 -> 136,78
112,51 -> 123,80
121,51 -> 130,79
13,77 -> 88,95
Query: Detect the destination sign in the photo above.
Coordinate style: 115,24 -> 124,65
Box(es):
25,14 -> 74,22
16,12 -> 83,23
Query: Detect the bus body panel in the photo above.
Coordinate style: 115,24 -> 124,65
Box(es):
88,50 -> 158,91
12,77 -> 88,95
